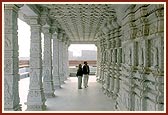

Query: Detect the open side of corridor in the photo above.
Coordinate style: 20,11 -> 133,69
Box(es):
19,76 -> 115,112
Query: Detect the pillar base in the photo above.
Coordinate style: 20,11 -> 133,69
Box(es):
61,81 -> 65,84
45,93 -> 55,98
54,85 -> 62,89
4,104 -> 22,111
53,76 -> 61,87
26,104 -> 46,111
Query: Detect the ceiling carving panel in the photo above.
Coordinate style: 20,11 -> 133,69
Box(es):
39,4 -> 116,43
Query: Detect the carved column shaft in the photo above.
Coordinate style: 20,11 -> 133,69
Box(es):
64,42 -> 69,79
104,36 -> 111,94
97,46 -> 100,77
42,25 -> 55,97
62,42 -> 67,80
96,42 -> 101,80
66,44 -> 69,78
52,32 -> 61,88
58,33 -> 64,84
99,38 -> 104,82
4,4 -> 21,111
26,18 -> 46,111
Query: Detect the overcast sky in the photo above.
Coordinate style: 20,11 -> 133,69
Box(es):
18,19 -> 97,58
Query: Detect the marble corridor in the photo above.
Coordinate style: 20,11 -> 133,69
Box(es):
19,76 -> 115,112
3,3 -> 165,112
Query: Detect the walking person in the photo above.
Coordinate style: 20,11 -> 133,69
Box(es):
83,61 -> 90,88
76,64 -> 83,89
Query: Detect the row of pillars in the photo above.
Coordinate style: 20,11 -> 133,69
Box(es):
4,4 -> 69,111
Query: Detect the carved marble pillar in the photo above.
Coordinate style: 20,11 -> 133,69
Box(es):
67,43 -> 70,78
104,36 -> 111,95
108,39 -> 115,98
101,45 -> 106,88
97,46 -> 101,79
4,4 -> 21,111
67,44 -> 70,78
62,42 -> 67,81
58,33 -> 64,84
113,37 -> 122,109
42,24 -> 55,97
64,40 -> 69,79
102,37 -> 108,93
95,42 -> 101,81
99,38 -> 104,82
52,32 -> 61,88
66,42 -> 70,78
26,17 -> 46,111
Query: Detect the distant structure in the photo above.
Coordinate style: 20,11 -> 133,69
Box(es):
69,50 -> 97,60
68,51 -> 73,60
81,50 -> 97,60
19,57 -> 30,67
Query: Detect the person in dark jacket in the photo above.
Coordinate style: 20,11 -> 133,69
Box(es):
83,61 -> 90,88
76,64 -> 83,89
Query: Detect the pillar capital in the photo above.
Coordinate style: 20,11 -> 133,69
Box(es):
57,30 -> 65,41
40,8 -> 51,26
28,16 -> 41,26
50,19 -> 60,34
52,31 -> 58,37
62,33 -> 69,43
42,23 -> 51,34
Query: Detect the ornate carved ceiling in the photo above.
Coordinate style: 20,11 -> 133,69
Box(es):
39,4 -> 118,43
19,4 -> 123,43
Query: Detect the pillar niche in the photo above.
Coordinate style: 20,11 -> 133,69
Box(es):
42,24 -> 55,97
4,4 -> 21,111
52,32 -> 61,88
26,17 -> 46,111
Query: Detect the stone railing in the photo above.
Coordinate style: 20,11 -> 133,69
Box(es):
19,65 -> 30,79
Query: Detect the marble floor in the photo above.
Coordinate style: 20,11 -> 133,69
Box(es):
19,76 -> 115,112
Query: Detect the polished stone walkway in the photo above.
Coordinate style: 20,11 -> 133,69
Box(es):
19,76 -> 115,112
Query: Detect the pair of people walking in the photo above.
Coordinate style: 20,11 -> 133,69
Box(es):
76,61 -> 90,89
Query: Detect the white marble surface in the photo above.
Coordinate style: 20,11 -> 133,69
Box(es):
19,76 -> 115,111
